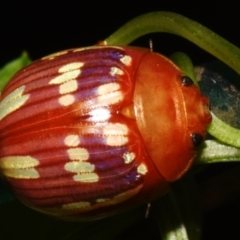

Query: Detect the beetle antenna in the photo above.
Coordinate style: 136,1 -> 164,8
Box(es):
149,39 -> 153,52
145,202 -> 151,218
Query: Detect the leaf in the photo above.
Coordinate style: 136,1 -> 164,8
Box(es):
0,52 -> 31,91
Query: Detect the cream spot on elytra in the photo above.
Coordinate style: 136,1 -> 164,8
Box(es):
62,185 -> 142,212
59,79 -> 78,94
123,152 -> 136,164
120,55 -> 132,66
64,135 -> 80,147
65,161 -> 94,173
0,86 -> 30,121
137,163 -> 148,175
58,62 -> 84,73
49,62 -> 84,106
59,94 -> 75,106
67,148 -> 89,161
0,156 -> 40,179
103,123 -> 128,135
97,83 -> 123,105
49,70 -> 81,84
73,172 -> 99,182
62,201 -> 91,210
64,147 -> 98,183
103,123 -> 128,146
97,82 -> 120,95
109,67 -> 123,76
97,91 -> 123,105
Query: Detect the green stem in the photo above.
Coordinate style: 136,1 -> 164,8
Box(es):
196,139 -> 240,164
104,11 -> 240,148
207,113 -> 240,148
170,52 -> 198,86
104,12 -> 240,75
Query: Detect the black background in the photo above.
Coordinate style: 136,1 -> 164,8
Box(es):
1,1 -> 240,239
1,1 -> 240,66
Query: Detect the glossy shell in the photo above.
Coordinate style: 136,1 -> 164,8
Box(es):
0,46 -> 211,220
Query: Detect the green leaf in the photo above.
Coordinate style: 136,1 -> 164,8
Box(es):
0,52 -> 31,91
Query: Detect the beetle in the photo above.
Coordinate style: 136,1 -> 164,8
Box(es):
0,45 -> 211,221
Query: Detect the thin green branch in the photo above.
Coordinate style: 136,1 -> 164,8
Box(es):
170,52 -> 198,86
104,11 -> 240,148
207,113 -> 240,148
104,12 -> 240,75
196,139 -> 240,164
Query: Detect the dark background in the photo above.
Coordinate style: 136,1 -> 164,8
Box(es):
1,1 -> 240,239
1,1 -> 240,67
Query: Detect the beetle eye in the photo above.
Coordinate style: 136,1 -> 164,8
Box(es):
181,76 -> 194,86
191,133 -> 203,147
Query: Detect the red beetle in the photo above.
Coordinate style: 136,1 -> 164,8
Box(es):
0,46 -> 211,220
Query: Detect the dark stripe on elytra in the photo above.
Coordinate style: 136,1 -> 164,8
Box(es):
2,47 -> 127,97
9,162 -> 144,207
